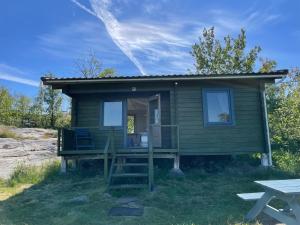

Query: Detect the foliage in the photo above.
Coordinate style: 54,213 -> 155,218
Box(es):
0,76 -> 70,129
273,150 -> 300,174
6,161 -> 60,187
0,127 -> 18,139
99,68 -> 116,77
43,73 -> 63,128
76,51 -> 116,78
191,27 -> 262,74
267,68 -> 300,153
258,58 -> 277,73
0,87 -> 13,125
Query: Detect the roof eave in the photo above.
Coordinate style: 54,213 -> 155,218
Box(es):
42,74 -> 285,86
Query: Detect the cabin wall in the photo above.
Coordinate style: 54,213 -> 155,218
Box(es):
175,80 -> 265,154
68,79 -> 265,154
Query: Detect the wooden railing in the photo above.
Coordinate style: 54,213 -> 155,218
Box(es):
149,124 -> 180,152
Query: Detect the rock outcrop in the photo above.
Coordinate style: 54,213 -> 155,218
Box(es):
0,128 -> 58,179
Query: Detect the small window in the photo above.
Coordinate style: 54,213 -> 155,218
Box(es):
203,89 -> 234,126
103,101 -> 123,127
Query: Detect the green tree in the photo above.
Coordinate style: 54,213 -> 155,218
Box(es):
99,68 -> 116,77
43,73 -> 63,128
0,86 -> 13,125
14,95 -> 31,127
191,27 -> 262,74
266,68 -> 300,152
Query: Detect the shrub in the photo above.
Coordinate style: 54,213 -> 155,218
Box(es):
7,161 -> 60,187
0,127 -> 18,139
273,150 -> 300,174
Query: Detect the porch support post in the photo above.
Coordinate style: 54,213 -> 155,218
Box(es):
260,82 -> 272,166
60,156 -> 67,173
169,154 -> 184,177
174,154 -> 180,169
104,153 -> 108,181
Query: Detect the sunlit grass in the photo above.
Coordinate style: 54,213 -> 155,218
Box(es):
0,159 -> 295,225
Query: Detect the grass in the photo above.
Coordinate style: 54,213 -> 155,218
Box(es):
0,127 -> 19,139
0,158 -> 296,225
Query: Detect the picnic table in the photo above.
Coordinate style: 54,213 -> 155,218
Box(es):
238,179 -> 300,225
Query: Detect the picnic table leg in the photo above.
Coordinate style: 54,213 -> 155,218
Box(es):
288,197 -> 300,223
245,192 -> 274,221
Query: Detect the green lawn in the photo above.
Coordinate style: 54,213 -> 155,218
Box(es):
0,160 -> 295,225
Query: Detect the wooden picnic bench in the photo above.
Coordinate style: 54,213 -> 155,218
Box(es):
237,179 -> 300,225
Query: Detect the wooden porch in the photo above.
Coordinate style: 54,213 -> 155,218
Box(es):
57,125 -> 180,191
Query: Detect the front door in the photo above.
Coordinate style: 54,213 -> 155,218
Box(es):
148,94 -> 161,148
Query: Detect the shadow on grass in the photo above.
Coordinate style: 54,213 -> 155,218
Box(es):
0,157 -> 296,225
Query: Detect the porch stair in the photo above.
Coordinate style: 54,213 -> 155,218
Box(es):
107,152 -> 153,191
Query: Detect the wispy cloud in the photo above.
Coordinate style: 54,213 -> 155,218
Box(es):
72,0 -> 147,75
0,64 -> 39,87
69,0 -> 283,75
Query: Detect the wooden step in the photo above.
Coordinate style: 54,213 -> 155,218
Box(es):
112,173 -> 148,178
116,154 -> 149,158
109,184 -> 147,190
114,163 -> 148,167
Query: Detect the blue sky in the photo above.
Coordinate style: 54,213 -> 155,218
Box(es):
0,0 -> 299,98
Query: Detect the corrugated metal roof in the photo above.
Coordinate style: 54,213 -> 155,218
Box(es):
41,69 -> 288,85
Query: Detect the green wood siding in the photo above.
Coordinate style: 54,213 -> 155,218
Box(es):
176,80 -> 265,154
68,79 -> 265,155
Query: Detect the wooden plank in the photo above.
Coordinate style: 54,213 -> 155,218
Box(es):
237,192 -> 265,201
255,179 -> 300,194
60,150 -> 104,155
245,192 -> 274,221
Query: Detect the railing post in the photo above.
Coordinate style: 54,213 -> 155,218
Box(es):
104,130 -> 112,182
61,128 -> 65,155
57,128 -> 61,156
148,125 -> 154,191
177,125 -> 180,153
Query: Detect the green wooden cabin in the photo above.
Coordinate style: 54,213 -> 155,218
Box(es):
42,70 -> 287,190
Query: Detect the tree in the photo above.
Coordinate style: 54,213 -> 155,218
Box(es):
30,83 -> 45,127
266,68 -> 300,153
259,58 -> 277,73
99,68 -> 116,77
43,73 -> 63,128
191,27 -> 262,74
75,51 -> 116,78
76,51 -> 102,78
14,95 -> 31,126
0,86 -> 13,125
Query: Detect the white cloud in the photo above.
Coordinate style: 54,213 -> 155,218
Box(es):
67,1 -> 284,75
0,64 -> 39,87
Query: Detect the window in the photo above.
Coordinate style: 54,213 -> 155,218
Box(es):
203,89 -> 234,126
103,101 -> 123,127
127,115 -> 135,134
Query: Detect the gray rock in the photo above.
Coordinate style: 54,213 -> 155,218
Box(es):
103,193 -> 112,198
69,195 -> 89,204
0,127 -> 58,179
169,168 -> 185,178
116,196 -> 138,205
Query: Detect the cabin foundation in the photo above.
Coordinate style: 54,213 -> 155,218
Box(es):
60,157 -> 67,173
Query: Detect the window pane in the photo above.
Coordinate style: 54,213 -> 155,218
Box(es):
104,101 -> 123,126
127,115 -> 135,133
206,91 -> 231,123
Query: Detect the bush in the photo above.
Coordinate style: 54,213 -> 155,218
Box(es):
273,150 -> 300,174
0,127 -> 18,139
7,161 -> 60,187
